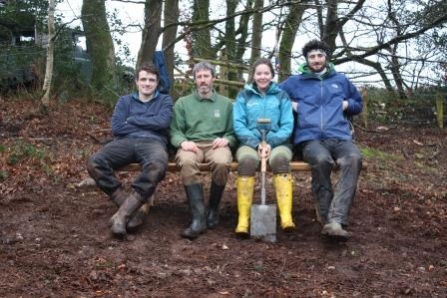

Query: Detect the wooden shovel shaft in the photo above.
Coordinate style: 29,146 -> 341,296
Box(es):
260,133 -> 267,205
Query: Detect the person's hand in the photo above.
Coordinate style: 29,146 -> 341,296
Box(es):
257,143 -> 271,159
212,137 -> 229,149
291,101 -> 299,112
181,141 -> 198,153
342,100 -> 348,111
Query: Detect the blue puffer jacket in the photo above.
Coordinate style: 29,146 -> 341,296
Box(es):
233,82 -> 293,149
279,63 -> 363,145
111,91 -> 173,145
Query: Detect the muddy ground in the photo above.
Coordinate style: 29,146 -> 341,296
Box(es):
1,98 -> 446,297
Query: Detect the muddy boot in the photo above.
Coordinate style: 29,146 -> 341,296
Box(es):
314,191 -> 332,227
110,187 -> 127,206
321,222 -> 349,242
110,188 -> 149,231
235,176 -> 255,237
109,192 -> 144,239
206,181 -> 226,229
181,184 -> 206,240
126,203 -> 150,231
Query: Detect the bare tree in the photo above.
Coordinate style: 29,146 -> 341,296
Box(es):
41,0 -> 55,111
84,0 -> 447,93
278,3 -> 309,81
137,1 -> 162,67
192,0 -> 213,59
163,0 -> 180,97
81,0 -> 116,95
250,0 -> 263,64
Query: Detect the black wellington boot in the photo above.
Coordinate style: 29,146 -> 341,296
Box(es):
181,184 -> 207,240
109,191 -> 144,239
206,182 -> 226,229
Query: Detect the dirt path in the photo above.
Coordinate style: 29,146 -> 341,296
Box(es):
1,99 -> 447,297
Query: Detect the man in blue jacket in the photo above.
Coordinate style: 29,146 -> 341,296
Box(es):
87,63 -> 173,239
279,39 -> 363,241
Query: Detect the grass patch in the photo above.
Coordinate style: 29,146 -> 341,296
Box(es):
361,146 -> 401,161
6,140 -> 47,165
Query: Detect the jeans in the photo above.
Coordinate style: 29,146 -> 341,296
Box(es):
301,139 -> 362,226
87,138 -> 168,201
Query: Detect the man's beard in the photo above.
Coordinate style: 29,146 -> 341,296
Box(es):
198,84 -> 211,93
309,64 -> 326,73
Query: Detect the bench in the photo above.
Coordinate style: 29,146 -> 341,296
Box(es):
115,161 -> 366,207
119,161 -> 317,172
119,161 -> 367,173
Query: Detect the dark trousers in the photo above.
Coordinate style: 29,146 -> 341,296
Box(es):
87,138 -> 168,201
301,139 -> 362,226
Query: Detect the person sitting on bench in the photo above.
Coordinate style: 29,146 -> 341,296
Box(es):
170,61 -> 236,240
279,39 -> 363,241
87,63 -> 173,239
233,57 -> 295,237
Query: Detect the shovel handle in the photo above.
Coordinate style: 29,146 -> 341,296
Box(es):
257,119 -> 271,173
260,128 -> 268,205
260,140 -> 267,173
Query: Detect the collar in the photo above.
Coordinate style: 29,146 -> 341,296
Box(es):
195,90 -> 216,101
132,91 -> 157,103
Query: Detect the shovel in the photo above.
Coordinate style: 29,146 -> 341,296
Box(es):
250,118 -> 277,242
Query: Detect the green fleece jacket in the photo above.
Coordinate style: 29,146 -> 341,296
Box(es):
170,91 -> 237,148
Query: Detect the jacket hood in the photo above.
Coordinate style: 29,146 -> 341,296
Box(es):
244,81 -> 282,96
298,62 -> 336,77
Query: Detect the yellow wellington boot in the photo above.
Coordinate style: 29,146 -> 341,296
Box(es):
235,176 -> 255,237
274,173 -> 296,232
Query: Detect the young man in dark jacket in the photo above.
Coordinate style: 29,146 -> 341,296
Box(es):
279,39 -> 363,241
87,63 -> 173,239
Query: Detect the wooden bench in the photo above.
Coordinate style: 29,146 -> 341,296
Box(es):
116,161 -> 366,207
119,161 -> 366,172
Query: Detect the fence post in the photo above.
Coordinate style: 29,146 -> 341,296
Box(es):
219,49 -> 229,97
436,92 -> 444,129
361,87 -> 368,129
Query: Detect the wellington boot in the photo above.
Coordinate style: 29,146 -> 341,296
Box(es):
109,192 -> 144,239
109,188 -> 149,231
235,176 -> 255,237
206,182 -> 226,229
126,203 -> 150,231
110,187 -> 127,206
181,184 -> 207,240
274,173 -> 296,232
321,222 -> 349,242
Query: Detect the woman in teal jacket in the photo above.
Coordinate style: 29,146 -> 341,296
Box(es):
233,57 -> 295,237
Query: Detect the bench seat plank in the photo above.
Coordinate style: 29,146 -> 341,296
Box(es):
118,161 -> 367,172
119,161 -> 312,172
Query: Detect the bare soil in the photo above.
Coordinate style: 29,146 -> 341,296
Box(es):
1,98 -> 447,297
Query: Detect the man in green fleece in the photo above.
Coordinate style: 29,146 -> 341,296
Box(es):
170,61 -> 236,240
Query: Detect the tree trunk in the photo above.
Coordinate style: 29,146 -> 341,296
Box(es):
162,0 -> 179,98
137,0 -> 162,67
41,0 -> 55,110
81,0 -> 116,96
192,0 -> 212,59
250,0 -> 263,65
224,0 -> 239,98
278,4 -> 308,81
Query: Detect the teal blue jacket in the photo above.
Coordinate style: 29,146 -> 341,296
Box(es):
233,82 -> 293,149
